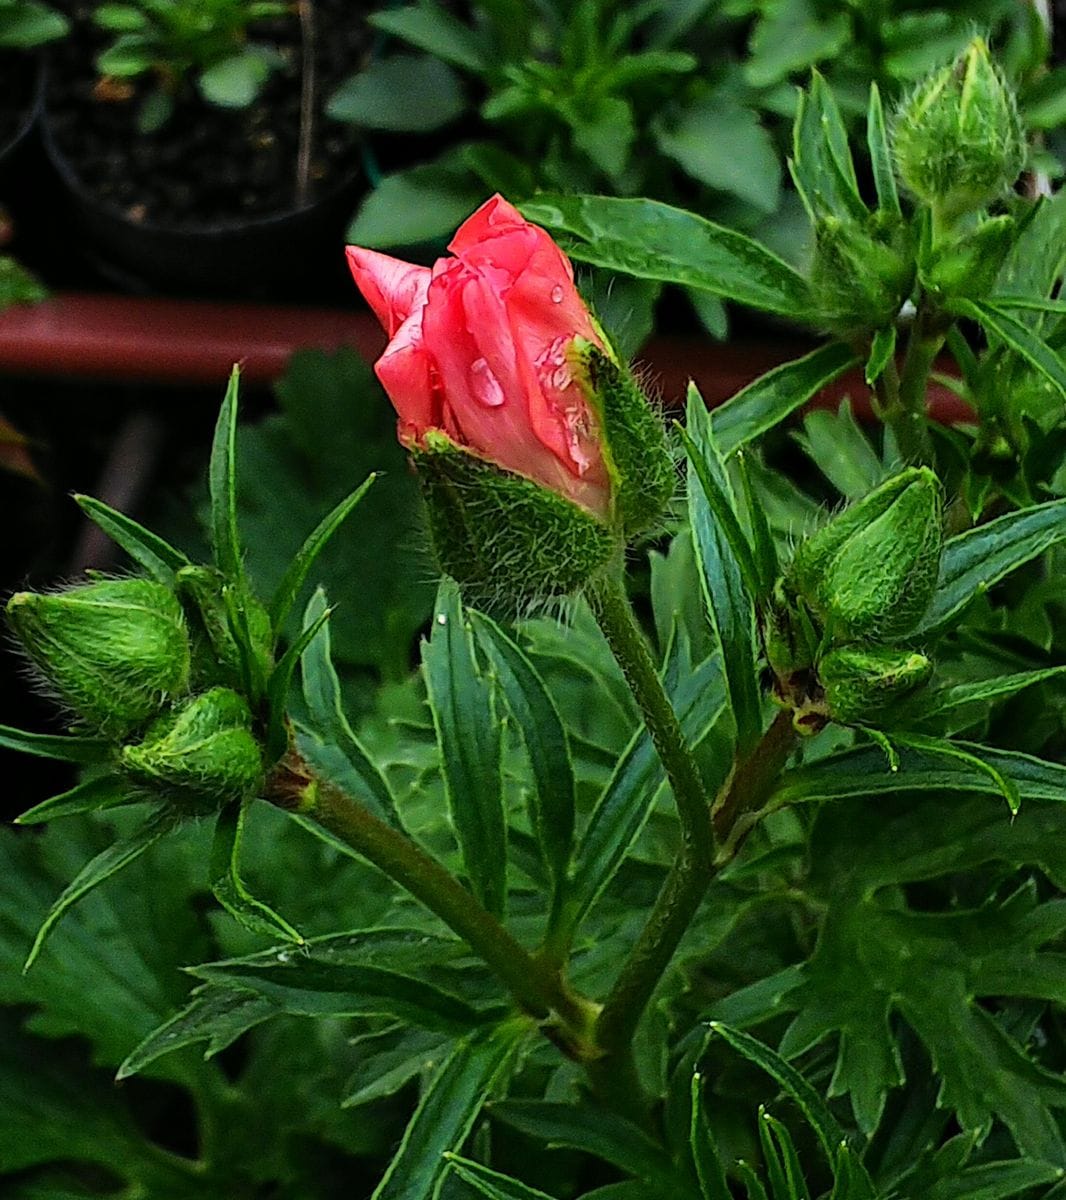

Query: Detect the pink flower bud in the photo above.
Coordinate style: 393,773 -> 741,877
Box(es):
347,195 -> 611,518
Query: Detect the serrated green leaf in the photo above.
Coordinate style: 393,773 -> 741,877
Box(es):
469,612 -> 574,906
423,580 -> 506,917
343,1025 -> 448,1108
209,366 -> 245,587
372,1024 -> 524,1200
445,1156 -> 556,1200
209,802 -> 304,944
686,391 -> 761,755
268,473 -> 376,637
520,195 -> 812,318
74,494 -> 190,583
25,808 -> 178,970
489,1100 -> 684,1189
298,588 -> 399,829
919,498 -> 1066,634
117,985 -> 275,1078
711,344 -> 858,456
16,774 -> 137,826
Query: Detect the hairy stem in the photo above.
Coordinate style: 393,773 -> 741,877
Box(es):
265,751 -> 595,1043
875,310 -> 943,465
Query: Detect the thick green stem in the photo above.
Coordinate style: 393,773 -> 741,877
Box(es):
265,752 -> 594,1040
584,571 -> 716,1101
876,310 -> 943,464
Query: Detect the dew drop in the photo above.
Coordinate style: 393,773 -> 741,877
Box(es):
470,357 -> 505,407
436,613 -> 447,625
550,284 -> 564,303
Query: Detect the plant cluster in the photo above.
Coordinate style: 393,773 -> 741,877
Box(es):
0,0 -> 66,47
92,0 -> 290,129
5,34 -> 1066,1200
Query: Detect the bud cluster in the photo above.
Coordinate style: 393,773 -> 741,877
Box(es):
764,468 -> 943,732
6,575 -> 267,812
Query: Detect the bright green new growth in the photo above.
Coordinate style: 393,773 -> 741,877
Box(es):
121,686 -> 263,811
892,37 -> 1025,221
790,467 -> 943,642
411,430 -> 617,606
6,578 -> 190,737
570,338 -> 675,537
818,645 -> 933,725
810,211 -> 914,333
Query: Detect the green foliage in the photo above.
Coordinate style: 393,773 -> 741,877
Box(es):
0,0 -> 66,47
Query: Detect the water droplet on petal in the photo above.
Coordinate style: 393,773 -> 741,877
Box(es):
550,285 -> 564,303
470,357 -> 505,407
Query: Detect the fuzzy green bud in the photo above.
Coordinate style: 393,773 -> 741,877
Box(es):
893,38 -> 1025,221
789,467 -> 943,642
175,565 -> 274,692
6,578 -> 190,737
810,212 -> 915,333
412,431 -> 618,607
570,337 -> 675,537
121,687 -> 263,811
920,213 -> 1015,300
819,645 -> 933,725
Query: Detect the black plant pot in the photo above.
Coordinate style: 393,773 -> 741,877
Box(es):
0,51 -> 43,188
40,103 -> 365,301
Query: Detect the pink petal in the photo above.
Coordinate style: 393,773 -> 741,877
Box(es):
346,246 -> 430,337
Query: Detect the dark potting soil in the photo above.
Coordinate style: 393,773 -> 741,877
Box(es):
45,0 -> 370,228
0,51 -> 38,154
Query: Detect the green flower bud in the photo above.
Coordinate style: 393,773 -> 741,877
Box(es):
412,431 -> 618,606
6,578 -> 190,737
810,213 -> 915,333
893,38 -> 1025,221
121,687 -> 263,810
570,337 -> 675,537
920,213 -> 1015,300
819,645 -> 933,726
789,467 -> 943,642
175,565 -> 274,691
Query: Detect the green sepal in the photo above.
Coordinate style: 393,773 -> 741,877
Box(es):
570,338 -> 674,537
789,467 -> 943,642
819,645 -> 933,726
411,431 -> 617,605
809,211 -> 915,334
120,687 -> 264,813
175,565 -> 274,694
6,578 -> 191,738
921,214 -> 1016,301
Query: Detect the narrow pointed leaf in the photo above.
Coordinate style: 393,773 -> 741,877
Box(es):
866,326 -> 897,386
117,986 -> 275,1079
987,295 -> 1066,315
74,494 -> 190,583
711,343 -> 858,455
735,1162 -> 770,1200
445,1156 -> 555,1199
705,1023 -> 852,1167
470,612 -> 575,900
757,1109 -> 794,1200
892,733 -> 1020,814
25,807 -> 177,970
265,601 -> 331,761
686,391 -> 761,754
918,497 -> 1066,633
299,588 -> 399,829
955,299 -> 1066,400
520,194 -> 812,317
268,473 -> 377,635
210,802 -> 304,943
906,667 -> 1066,720
16,774 -> 137,826
735,449 -> 778,596
761,1111 -> 810,1200
691,1073 -> 731,1200
422,580 -> 506,917
791,73 -> 864,222
372,1024 -> 524,1200
0,723 -> 110,764
926,1159 -> 1066,1199
209,366 -> 245,585
866,83 -> 900,217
